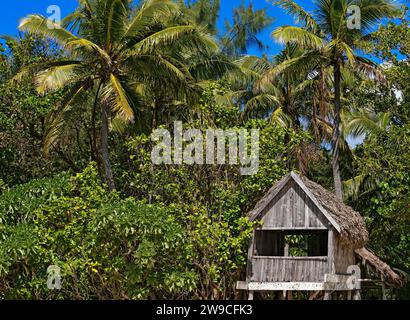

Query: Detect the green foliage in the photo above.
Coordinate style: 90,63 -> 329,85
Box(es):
344,12 -> 410,278
0,0 -> 408,301
351,125 -> 410,271
182,0 -> 221,34
368,9 -> 410,124
0,165 -> 194,299
121,82 -> 306,298
0,179 -> 6,194
93,199 -> 196,299
0,174 -> 70,225
0,35 -> 69,186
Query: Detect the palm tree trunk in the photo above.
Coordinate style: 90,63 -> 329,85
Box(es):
332,61 -> 343,200
101,102 -> 116,191
92,81 -> 103,166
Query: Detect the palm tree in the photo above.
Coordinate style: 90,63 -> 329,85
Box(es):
272,0 -> 400,199
179,0 -> 221,35
221,2 -> 274,57
251,44 -> 317,130
18,0 -> 218,190
215,47 -> 320,174
343,107 -> 392,199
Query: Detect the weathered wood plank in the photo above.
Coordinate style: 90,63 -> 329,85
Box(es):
328,229 -> 335,274
290,172 -> 341,232
236,281 -> 248,290
247,282 -> 325,291
251,257 -> 328,282
238,280 -> 359,292
304,193 -> 310,228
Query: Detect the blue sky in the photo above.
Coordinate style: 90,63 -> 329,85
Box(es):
0,0 -> 404,147
0,0 -> 330,57
0,0 -> 404,56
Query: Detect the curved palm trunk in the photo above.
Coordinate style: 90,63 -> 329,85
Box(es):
92,81 -> 103,166
332,62 -> 343,200
101,102 -> 116,191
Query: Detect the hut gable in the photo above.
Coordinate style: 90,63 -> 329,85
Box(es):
247,172 -> 368,248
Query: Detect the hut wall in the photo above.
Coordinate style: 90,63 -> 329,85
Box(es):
246,179 -> 359,283
249,257 -> 330,282
260,180 -> 331,229
333,233 -> 355,274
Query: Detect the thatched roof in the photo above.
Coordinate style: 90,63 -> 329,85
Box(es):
247,172 -> 368,248
355,248 -> 404,287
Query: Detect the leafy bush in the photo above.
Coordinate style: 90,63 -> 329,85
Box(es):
0,174 -> 70,225
0,164 -> 195,299
122,108 -> 306,298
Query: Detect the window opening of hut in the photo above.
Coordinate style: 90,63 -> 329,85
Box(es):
254,230 -> 328,257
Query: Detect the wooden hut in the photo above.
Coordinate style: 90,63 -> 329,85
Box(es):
237,172 -> 403,299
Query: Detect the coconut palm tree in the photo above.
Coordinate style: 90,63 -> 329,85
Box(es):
343,108 -> 392,199
272,0 -> 400,199
251,44 -> 318,129
18,0 -> 219,190
221,2 -> 274,57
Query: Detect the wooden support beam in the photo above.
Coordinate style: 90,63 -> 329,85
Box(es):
248,282 -> 325,291
287,291 -> 293,300
248,291 -> 254,301
353,290 -> 361,300
236,281 -> 248,290
323,291 -> 332,300
237,280 -> 360,292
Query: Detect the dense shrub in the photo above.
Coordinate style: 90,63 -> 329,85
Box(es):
0,165 -> 195,299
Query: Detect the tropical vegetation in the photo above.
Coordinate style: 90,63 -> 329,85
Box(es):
0,0 -> 408,299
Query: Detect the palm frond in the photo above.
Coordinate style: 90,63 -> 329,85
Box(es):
358,0 -> 402,32
43,83 -> 85,157
105,0 -> 127,48
103,74 -> 135,123
131,25 -> 218,54
18,15 -> 77,46
354,56 -> 385,82
344,173 -> 379,200
273,0 -> 319,31
34,63 -> 83,95
123,0 -> 177,39
245,94 -> 282,116
272,26 -> 324,49
344,109 -> 391,138
65,38 -> 111,62
270,106 -> 292,127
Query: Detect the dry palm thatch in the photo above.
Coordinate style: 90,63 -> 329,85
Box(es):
355,248 -> 404,288
299,175 -> 368,248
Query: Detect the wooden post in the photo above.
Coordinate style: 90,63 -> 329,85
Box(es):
328,229 -> 335,274
248,291 -> 254,301
353,290 -> 361,300
381,276 -> 387,300
381,283 -> 387,300
309,291 -> 320,300
347,291 -> 352,300
287,291 -> 293,300
323,291 -> 332,300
